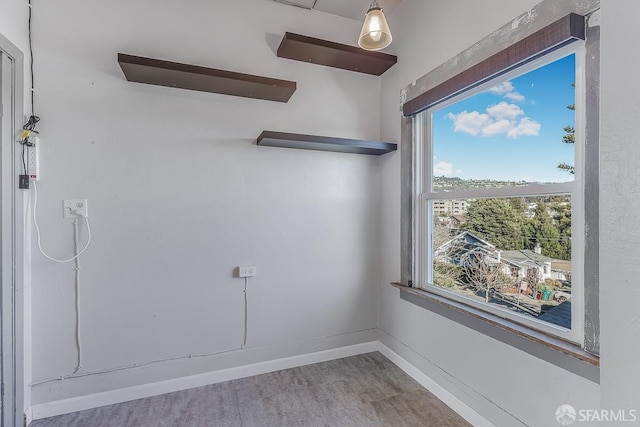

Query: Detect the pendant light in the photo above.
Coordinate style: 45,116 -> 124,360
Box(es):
358,1 -> 392,51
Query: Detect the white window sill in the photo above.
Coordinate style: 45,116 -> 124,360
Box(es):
391,282 -> 599,378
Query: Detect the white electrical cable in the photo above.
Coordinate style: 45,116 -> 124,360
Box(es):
32,180 -> 92,263
30,189 -> 254,386
72,219 -> 83,374
30,181 -> 89,378
30,347 -> 243,386
31,328 -> 377,386
32,274 -> 254,387
242,277 -> 248,348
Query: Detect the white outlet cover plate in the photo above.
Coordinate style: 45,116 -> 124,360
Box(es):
238,266 -> 256,277
63,199 -> 88,218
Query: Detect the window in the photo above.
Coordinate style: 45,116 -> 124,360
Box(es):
414,44 -> 586,344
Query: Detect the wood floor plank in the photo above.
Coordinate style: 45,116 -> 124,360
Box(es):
331,406 -> 386,427
352,351 -> 398,373
31,412 -> 79,427
238,391 -> 309,427
278,363 -> 325,392
315,356 -> 365,384
370,389 -> 462,427
183,381 -> 241,427
128,390 -> 188,427
85,400 -> 136,427
233,371 -> 288,404
367,367 -> 426,398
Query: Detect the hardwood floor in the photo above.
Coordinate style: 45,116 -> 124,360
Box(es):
31,352 -> 471,427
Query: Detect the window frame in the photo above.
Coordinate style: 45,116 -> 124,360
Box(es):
398,9 -> 601,360
413,44 -> 585,343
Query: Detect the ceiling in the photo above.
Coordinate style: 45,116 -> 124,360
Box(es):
271,0 -> 405,21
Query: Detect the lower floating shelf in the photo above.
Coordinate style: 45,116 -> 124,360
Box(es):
257,131 -> 397,155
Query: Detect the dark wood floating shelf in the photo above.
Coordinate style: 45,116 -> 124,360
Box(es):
277,32 -> 397,76
118,53 -> 296,103
257,131 -> 397,155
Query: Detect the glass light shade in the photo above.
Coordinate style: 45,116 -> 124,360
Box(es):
358,5 -> 392,51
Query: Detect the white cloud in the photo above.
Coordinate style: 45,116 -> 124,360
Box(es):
488,81 -> 525,103
446,101 -> 540,139
486,101 -> 523,120
504,91 -> 526,102
489,82 -> 514,96
446,111 -> 491,136
434,161 -> 462,176
481,119 -> 512,136
507,117 -> 541,138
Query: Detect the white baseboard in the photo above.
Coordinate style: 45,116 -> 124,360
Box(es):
376,343 -> 493,427
30,341 -> 378,421
24,406 -> 33,426
30,341 -> 489,427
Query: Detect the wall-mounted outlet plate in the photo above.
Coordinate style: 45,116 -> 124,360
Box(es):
63,199 -> 89,218
238,265 -> 256,278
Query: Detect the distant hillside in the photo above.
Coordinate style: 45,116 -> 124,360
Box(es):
433,176 -> 530,191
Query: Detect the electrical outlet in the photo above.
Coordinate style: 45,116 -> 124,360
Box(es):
63,199 -> 89,218
238,265 -> 256,278
27,137 -> 40,181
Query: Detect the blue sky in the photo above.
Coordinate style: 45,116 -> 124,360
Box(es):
432,54 -> 576,183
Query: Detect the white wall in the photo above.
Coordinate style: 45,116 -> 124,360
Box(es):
29,0 -> 382,404
600,0 -> 640,415
378,1 -> 601,425
0,0 -> 28,54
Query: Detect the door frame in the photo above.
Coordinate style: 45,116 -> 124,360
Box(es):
0,32 -> 26,427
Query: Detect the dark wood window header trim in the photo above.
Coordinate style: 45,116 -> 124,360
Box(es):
391,282 -> 600,379
402,13 -> 585,117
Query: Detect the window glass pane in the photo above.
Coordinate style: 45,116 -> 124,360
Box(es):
432,196 -> 572,329
432,54 -> 576,192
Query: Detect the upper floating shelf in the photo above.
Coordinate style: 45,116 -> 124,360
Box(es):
257,131 -> 397,155
277,32 -> 397,76
118,53 -> 297,103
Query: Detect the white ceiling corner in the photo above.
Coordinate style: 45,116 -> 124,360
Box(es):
275,0 -> 316,9
271,0 -> 405,21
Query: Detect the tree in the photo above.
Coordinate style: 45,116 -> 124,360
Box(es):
463,198 -> 527,250
562,124 -> 575,144
433,261 -> 463,288
531,203 -> 565,259
456,245 -> 513,302
550,202 -> 572,259
524,267 -> 541,299
433,216 -> 453,249
508,197 -> 526,213
558,84 -> 576,174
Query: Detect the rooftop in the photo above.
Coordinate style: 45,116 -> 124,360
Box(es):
538,301 -> 572,329
500,249 -> 554,268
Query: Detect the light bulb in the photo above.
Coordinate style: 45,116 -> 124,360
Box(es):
368,16 -> 382,42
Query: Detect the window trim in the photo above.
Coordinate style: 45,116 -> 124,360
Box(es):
392,283 -> 599,378
414,44 -> 585,343
398,6 -> 600,361
402,13 -> 585,117
0,33 -> 26,427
